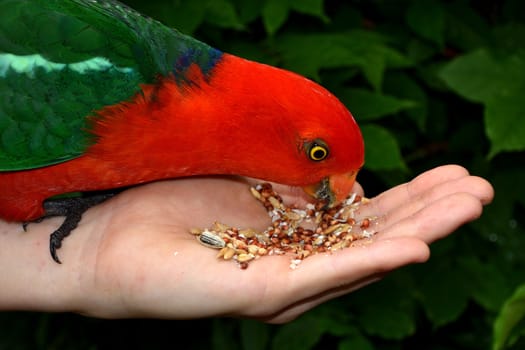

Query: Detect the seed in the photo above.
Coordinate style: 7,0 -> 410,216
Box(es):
313,235 -> 325,245
360,218 -> 370,229
256,234 -> 271,243
222,247 -> 236,260
247,245 -> 260,255
331,240 -> 350,250
198,230 -> 226,249
217,247 -> 228,258
299,250 -> 311,259
190,228 -> 202,235
211,222 -> 229,232
250,187 -> 262,200
237,253 -> 255,262
285,211 -> 302,221
323,223 -> 341,234
303,229 -> 314,236
268,196 -> 282,209
239,228 -> 257,238
233,239 -> 247,250
261,189 -> 272,198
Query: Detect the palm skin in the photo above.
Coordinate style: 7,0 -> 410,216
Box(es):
0,165 -> 493,323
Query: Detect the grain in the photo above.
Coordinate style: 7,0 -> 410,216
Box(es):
192,183 -> 378,269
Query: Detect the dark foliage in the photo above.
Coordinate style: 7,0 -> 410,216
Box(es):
3,0 -> 524,349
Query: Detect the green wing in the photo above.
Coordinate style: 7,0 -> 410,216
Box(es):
0,0 -> 222,171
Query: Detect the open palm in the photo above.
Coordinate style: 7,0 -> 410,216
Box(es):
12,165 -> 493,323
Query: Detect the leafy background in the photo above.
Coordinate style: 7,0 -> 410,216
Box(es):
2,0 -> 525,349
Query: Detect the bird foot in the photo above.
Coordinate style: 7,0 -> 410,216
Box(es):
23,193 -> 116,263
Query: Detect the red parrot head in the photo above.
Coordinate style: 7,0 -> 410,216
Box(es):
208,55 -> 365,206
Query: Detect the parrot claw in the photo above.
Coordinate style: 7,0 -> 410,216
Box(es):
37,193 -> 116,263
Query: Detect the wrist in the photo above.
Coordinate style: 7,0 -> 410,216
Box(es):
0,218 -> 82,312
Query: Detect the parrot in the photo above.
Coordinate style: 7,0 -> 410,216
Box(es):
0,0 -> 364,263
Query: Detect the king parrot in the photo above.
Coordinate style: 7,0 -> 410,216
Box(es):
0,0 -> 364,263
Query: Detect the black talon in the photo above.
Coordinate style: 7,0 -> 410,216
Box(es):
47,200 -> 85,264
24,192 -> 116,264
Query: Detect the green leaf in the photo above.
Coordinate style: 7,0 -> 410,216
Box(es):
339,88 -> 417,122
262,0 -> 289,35
271,313 -> 325,350
458,257 -> 512,312
439,49 -> 525,157
262,0 -> 328,35
239,319 -> 269,350
485,92 -> 525,158
274,31 -> 412,88
338,334 -> 374,350
384,72 -> 428,130
444,1 -> 490,51
291,0 -> 329,23
491,23 -> 525,55
359,305 -> 416,340
417,263 -> 470,327
361,124 -> 406,171
493,284 -> 525,350
232,0 -> 265,24
122,0 -> 206,34
440,49 -> 515,102
212,319 -> 241,350
351,277 -> 416,340
205,0 -> 245,30
406,0 -> 445,47
406,38 -> 440,63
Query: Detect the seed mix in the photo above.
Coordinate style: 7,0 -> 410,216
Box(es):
190,182 -> 377,269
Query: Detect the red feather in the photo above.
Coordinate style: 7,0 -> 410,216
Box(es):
0,54 -> 363,221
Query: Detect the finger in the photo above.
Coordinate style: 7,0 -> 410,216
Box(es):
367,175 -> 494,230
377,192 -> 484,243
365,165 -> 470,215
262,274 -> 384,323
254,237 -> 429,315
353,181 -> 365,197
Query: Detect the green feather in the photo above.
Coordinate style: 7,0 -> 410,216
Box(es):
0,0 -> 223,171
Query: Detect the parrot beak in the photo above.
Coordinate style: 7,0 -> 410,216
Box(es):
303,171 -> 359,207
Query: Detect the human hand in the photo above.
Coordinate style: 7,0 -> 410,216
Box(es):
0,165 -> 493,323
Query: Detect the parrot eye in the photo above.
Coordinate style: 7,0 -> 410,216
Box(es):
307,140 -> 329,162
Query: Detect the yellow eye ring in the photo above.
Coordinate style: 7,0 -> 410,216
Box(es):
308,143 -> 329,161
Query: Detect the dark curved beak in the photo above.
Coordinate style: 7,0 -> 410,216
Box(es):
302,171 -> 359,207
